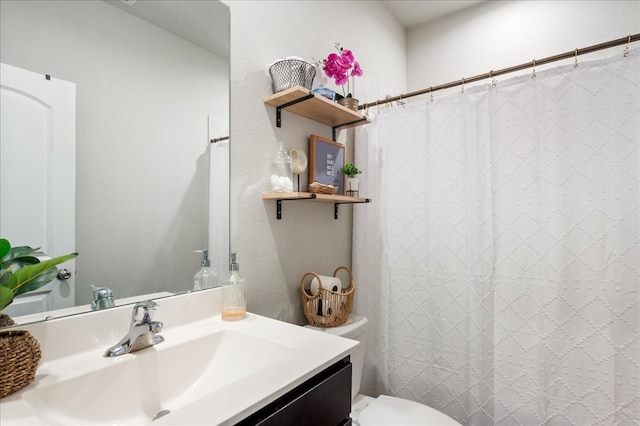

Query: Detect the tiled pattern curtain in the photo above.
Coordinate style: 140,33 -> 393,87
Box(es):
353,50 -> 639,425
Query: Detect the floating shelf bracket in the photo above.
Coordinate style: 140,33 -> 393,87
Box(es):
275,94 -> 315,128
274,193 -> 318,219
332,118 -> 369,140
333,198 -> 371,219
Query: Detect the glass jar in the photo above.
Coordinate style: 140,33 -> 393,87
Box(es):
270,141 -> 293,192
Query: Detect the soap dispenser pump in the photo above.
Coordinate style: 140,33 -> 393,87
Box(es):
222,252 -> 246,321
194,249 -> 216,290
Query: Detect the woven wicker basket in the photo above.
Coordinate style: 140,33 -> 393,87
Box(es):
308,182 -> 338,195
0,329 -> 42,398
0,313 -> 15,327
300,266 -> 355,328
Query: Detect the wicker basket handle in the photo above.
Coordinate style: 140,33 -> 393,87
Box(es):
300,271 -> 322,299
333,266 -> 354,292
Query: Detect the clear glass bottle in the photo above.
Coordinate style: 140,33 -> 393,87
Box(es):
222,252 -> 246,321
269,141 -> 293,192
194,249 -> 217,290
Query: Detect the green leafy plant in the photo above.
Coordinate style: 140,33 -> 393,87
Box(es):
0,238 -> 78,312
340,163 -> 363,179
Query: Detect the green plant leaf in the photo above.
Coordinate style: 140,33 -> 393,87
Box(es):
0,285 -> 13,311
4,253 -> 77,293
0,239 -> 10,260
13,267 -> 58,297
0,269 -> 11,287
2,245 -> 40,263
1,252 -> 40,287
0,263 -> 12,285
4,256 -> 40,268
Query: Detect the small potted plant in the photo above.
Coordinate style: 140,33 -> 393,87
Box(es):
340,163 -> 363,197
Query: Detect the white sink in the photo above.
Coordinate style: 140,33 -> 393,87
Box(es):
1,289 -> 358,426
21,329 -> 293,425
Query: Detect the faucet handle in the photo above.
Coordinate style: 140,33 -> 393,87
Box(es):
132,300 -> 158,323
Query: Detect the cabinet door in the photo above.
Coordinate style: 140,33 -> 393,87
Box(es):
238,357 -> 352,426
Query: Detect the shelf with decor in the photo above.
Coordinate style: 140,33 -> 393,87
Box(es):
262,192 -> 371,220
264,86 -> 371,140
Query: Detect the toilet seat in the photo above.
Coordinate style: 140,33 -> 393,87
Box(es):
356,395 -> 460,426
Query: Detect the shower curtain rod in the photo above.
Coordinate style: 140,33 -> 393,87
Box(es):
360,33 -> 640,110
210,136 -> 229,143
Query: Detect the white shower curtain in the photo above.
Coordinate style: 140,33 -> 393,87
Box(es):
353,50 -> 639,425
209,139 -> 230,283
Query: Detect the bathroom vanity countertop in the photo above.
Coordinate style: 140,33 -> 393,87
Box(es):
1,290 -> 358,426
154,314 -> 358,425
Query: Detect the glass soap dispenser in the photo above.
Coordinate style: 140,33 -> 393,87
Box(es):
222,252 -> 246,321
194,249 -> 216,290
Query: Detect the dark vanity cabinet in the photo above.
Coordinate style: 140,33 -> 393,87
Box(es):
237,356 -> 352,426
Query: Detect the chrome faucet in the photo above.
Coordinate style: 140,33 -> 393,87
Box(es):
91,285 -> 115,311
104,300 -> 164,357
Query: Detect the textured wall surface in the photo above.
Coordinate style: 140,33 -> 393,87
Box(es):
227,0 -> 406,323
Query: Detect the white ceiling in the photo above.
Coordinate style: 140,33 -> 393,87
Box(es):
104,0 -> 483,59
382,0 -> 484,28
105,0 -> 229,58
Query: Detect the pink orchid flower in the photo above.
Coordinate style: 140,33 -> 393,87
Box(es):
351,61 -> 363,77
321,43 -> 364,98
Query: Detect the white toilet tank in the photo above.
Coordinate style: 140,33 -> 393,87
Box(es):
304,314 -> 368,400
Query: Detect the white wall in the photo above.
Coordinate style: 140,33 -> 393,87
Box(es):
0,1 -> 229,304
407,1 -> 640,92
226,1 -> 405,322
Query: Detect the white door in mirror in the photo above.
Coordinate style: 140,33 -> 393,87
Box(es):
0,63 -> 76,315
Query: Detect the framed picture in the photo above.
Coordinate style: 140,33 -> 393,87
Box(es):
309,135 -> 346,195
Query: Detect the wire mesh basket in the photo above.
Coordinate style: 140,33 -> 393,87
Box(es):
269,59 -> 316,93
300,266 -> 355,328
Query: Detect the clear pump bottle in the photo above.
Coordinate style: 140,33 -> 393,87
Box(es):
194,249 -> 216,290
222,252 -> 246,321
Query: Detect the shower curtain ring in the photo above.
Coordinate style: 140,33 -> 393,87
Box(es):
624,33 -> 631,57
430,87 -> 434,102
490,70 -> 497,88
398,93 -> 405,108
532,59 -> 537,79
573,48 -> 579,69
461,77 -> 465,93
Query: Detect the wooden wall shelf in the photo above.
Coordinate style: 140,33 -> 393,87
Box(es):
262,192 -> 371,219
264,86 -> 371,139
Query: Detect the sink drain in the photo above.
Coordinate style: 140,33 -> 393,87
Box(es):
153,410 -> 171,421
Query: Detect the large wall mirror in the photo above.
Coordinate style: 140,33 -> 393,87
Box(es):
0,0 -> 230,326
